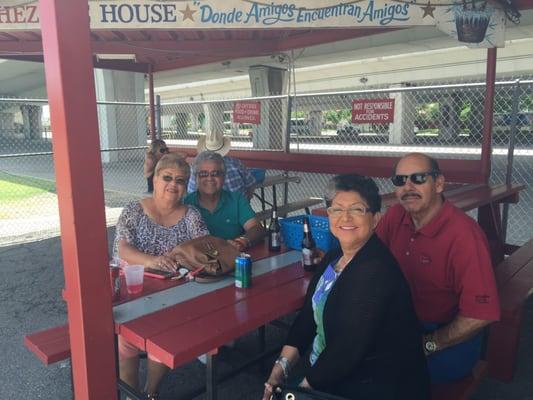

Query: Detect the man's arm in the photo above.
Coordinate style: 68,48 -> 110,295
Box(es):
427,315 -> 493,354
228,218 -> 266,251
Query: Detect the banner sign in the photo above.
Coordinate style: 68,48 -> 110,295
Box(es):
233,101 -> 261,124
352,99 -> 395,124
0,1 -> 505,47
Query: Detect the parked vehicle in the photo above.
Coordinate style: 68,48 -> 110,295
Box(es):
290,118 -> 311,135
336,122 -> 361,136
493,113 -> 532,137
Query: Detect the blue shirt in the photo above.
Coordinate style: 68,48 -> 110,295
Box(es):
188,156 -> 256,195
310,262 -> 340,366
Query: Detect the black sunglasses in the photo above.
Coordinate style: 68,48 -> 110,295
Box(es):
161,175 -> 187,185
159,147 -> 169,154
198,170 -> 224,178
391,171 -> 439,187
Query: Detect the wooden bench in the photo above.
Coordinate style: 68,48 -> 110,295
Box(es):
486,239 -> 533,382
431,239 -> 533,399
24,324 -> 70,365
256,197 -> 324,222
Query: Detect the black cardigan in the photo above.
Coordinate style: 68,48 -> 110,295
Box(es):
286,234 -> 430,400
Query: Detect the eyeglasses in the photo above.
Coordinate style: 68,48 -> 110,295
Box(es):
326,205 -> 371,217
161,175 -> 187,185
198,170 -> 224,178
391,171 -> 439,187
159,148 -> 169,154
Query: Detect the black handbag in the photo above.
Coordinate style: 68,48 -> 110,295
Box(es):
271,384 -> 349,400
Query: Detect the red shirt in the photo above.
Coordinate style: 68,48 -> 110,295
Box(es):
376,200 -> 500,324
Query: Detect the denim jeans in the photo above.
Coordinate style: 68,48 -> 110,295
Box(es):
423,321 -> 482,384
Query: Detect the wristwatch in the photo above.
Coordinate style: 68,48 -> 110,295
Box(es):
423,334 -> 438,354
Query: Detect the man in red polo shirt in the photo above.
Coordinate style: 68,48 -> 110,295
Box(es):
376,152 -> 499,383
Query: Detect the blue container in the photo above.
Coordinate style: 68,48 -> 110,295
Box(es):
280,215 -> 339,253
249,168 -> 266,183
235,253 -> 252,288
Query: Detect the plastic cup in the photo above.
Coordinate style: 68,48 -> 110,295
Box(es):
124,264 -> 144,295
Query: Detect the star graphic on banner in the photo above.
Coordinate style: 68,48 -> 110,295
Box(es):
180,4 -> 197,21
421,2 -> 436,18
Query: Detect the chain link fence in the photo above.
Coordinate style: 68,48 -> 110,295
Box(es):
0,78 -> 531,246
160,95 -> 287,151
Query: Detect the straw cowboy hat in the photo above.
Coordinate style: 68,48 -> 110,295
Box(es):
197,131 -> 231,157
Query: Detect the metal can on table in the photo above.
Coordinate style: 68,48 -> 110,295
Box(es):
109,265 -> 121,301
235,253 -> 252,288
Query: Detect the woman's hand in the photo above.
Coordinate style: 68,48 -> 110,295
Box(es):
145,255 -> 177,272
262,363 -> 285,400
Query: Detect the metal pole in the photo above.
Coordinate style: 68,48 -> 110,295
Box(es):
156,94 -> 162,139
283,95 -> 292,153
480,48 -> 497,183
148,65 -> 156,141
501,79 -> 520,242
206,352 -> 218,400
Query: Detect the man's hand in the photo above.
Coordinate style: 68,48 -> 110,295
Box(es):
430,316 -> 493,353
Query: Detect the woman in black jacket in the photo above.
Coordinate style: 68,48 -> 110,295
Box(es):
263,174 -> 430,400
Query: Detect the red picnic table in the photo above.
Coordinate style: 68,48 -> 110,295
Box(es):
112,242 -> 309,400
25,241 -> 309,400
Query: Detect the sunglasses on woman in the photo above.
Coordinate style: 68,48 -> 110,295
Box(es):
198,170 -> 224,178
391,171 -> 439,187
161,175 -> 187,185
159,147 -> 169,154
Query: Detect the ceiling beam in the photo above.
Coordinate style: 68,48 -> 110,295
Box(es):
277,28 -> 398,51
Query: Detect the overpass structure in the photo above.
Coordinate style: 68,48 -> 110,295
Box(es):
1,7 -> 532,158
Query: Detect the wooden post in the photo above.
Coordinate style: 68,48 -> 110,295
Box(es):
39,0 -> 118,398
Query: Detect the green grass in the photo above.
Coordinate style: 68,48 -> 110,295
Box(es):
0,172 -> 56,202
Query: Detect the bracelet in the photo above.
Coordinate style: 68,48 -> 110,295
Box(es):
275,356 -> 290,380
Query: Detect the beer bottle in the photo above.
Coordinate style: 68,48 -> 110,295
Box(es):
301,216 -> 317,272
268,208 -> 281,252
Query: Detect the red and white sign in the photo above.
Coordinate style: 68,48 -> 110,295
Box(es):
233,101 -> 261,124
352,99 -> 395,124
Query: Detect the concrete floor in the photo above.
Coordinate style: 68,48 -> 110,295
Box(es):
2,229 -> 533,400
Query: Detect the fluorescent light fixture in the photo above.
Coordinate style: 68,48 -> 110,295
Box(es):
96,54 -> 136,61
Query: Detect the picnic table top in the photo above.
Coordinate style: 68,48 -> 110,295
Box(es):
114,243 -> 307,368
252,174 -> 301,189
313,183 -> 525,215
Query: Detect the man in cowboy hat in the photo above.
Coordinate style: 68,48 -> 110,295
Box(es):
188,131 -> 256,199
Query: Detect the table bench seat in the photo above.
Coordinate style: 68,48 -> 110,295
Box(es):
487,239 -> 533,382
24,324 -> 70,365
256,197 -> 323,221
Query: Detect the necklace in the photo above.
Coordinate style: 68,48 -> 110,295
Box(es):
334,255 -> 354,274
